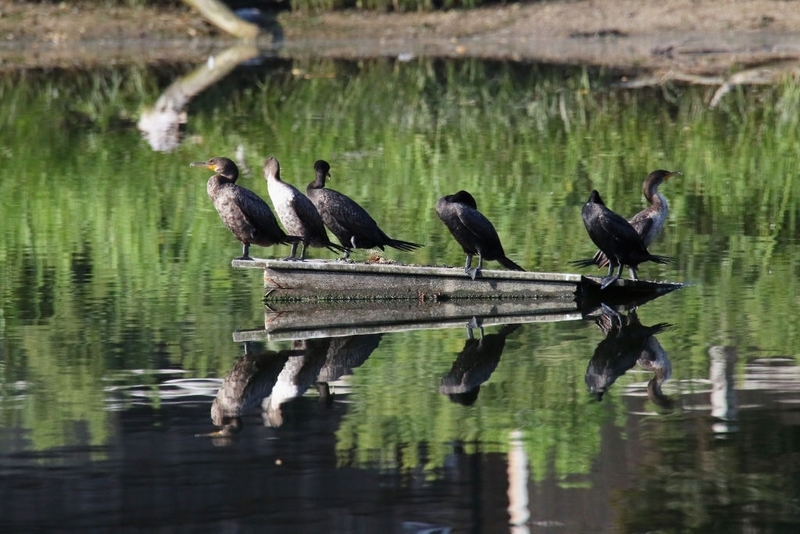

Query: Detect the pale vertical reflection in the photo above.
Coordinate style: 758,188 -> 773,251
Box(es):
709,346 -> 739,436
507,430 -> 530,534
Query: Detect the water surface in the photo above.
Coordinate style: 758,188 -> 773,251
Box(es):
1,55 -> 800,532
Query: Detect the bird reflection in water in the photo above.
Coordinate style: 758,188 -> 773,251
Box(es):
584,305 -> 673,409
209,342 -> 298,436
208,334 -> 382,436
440,319 -> 521,406
264,334 -> 381,426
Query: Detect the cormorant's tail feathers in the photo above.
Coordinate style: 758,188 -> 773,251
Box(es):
326,241 -> 349,254
570,257 -> 598,269
571,250 -> 609,269
387,239 -> 424,252
499,257 -> 525,272
649,254 -> 672,265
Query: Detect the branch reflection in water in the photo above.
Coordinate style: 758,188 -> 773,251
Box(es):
584,304 -> 674,410
439,318 -> 521,406
207,334 -> 382,438
137,43 -> 258,153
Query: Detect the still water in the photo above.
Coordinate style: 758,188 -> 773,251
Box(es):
2,51 -> 800,532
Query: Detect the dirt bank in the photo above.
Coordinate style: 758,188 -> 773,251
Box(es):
1,0 -> 800,77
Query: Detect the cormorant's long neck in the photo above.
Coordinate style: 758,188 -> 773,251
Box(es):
308,173 -> 326,190
643,182 -> 667,212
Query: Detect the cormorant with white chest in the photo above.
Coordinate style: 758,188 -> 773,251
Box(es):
263,157 -> 346,260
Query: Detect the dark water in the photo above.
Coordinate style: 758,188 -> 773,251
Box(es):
2,53 -> 800,532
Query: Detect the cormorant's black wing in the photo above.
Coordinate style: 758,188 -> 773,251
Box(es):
290,190 -> 330,236
454,204 -> 500,244
232,186 -> 281,229
318,188 -> 386,240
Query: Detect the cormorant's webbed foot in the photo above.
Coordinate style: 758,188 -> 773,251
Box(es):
463,253 -> 474,272
235,255 -> 254,261
600,274 -> 619,290
467,267 -> 481,280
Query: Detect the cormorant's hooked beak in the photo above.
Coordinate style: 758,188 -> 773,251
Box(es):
664,170 -> 682,181
189,161 -> 215,171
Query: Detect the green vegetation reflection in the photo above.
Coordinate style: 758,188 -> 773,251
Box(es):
1,59 -> 800,473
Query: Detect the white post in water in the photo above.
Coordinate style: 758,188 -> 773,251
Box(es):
709,345 -> 739,436
507,430 -> 530,533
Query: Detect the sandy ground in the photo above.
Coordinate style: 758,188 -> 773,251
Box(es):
1,0 -> 800,78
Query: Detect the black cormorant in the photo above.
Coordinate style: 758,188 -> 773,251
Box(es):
578,190 -> 671,289
306,160 -> 423,259
574,170 -> 680,273
436,190 -> 525,279
190,157 -> 299,260
262,157 -> 346,260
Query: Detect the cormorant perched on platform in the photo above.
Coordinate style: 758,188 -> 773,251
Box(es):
190,157 -> 299,260
578,190 -> 671,289
436,190 -> 525,279
305,160 -> 423,259
574,170 -> 680,272
262,157 -> 346,260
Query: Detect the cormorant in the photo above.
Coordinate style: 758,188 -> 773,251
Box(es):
436,190 -> 525,279
262,157 -> 346,260
306,160 -> 423,259
574,170 -> 680,273
578,190 -> 671,289
190,157 -> 299,260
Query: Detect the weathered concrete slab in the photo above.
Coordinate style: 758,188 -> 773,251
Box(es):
232,258 -> 683,301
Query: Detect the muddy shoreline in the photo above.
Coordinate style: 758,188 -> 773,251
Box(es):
1,0 -> 800,77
